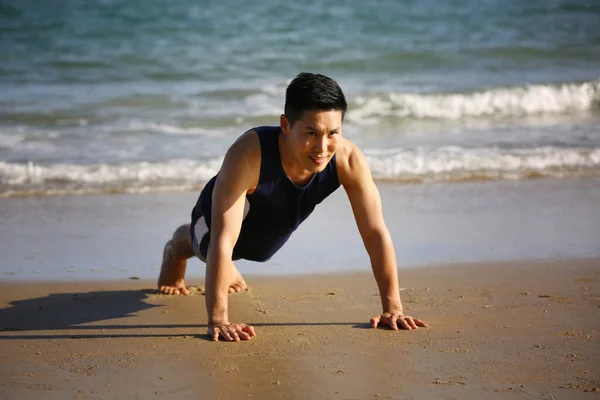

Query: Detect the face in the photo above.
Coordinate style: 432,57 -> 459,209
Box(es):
280,109 -> 343,174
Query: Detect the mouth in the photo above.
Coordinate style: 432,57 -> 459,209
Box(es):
309,155 -> 328,165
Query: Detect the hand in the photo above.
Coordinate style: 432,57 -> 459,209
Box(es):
208,323 -> 256,342
370,312 -> 428,330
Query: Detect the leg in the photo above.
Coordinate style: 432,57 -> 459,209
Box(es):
157,224 -> 194,295
228,264 -> 248,293
157,223 -> 248,295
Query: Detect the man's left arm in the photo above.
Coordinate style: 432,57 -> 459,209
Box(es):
339,142 -> 427,330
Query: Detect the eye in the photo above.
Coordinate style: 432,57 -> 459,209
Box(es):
306,131 -> 317,136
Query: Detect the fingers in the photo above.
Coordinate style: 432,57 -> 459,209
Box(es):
241,324 -> 256,337
209,323 -> 255,342
407,318 -> 419,329
401,316 -> 427,329
221,329 -> 235,342
389,314 -> 400,330
370,315 -> 381,328
238,330 -> 251,340
397,317 -> 412,330
413,318 -> 428,328
370,314 -> 428,330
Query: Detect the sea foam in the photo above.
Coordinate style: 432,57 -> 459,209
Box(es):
2,145 -> 600,196
348,80 -> 600,121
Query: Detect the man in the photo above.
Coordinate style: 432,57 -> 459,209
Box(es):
158,72 -> 428,341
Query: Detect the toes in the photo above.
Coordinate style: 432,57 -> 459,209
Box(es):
228,285 -> 243,293
158,286 -> 189,295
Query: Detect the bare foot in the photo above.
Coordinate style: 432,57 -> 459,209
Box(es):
158,240 -> 248,295
229,266 -> 248,293
157,241 -> 190,295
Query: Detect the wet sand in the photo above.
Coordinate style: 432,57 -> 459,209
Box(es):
2,176 -> 600,281
1,258 -> 599,399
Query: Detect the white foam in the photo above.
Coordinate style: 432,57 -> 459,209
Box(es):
2,146 -> 600,196
146,123 -> 218,136
365,146 -> 600,181
348,80 -> 600,121
107,120 -> 215,136
0,159 -> 222,195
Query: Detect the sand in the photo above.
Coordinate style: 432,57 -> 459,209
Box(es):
2,176 -> 600,281
1,177 -> 600,398
1,258 -> 599,399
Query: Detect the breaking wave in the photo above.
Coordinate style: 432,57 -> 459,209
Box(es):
2,145 -> 600,196
347,80 -> 600,121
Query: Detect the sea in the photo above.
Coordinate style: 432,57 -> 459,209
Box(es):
1,0 -> 600,197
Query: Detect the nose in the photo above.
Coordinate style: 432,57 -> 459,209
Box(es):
314,135 -> 327,154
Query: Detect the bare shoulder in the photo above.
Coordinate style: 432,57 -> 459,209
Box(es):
336,137 -> 371,187
226,129 -> 261,163
218,129 -> 261,193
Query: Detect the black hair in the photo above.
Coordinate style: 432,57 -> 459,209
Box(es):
284,72 -> 347,126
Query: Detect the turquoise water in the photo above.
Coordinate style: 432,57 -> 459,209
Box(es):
1,0 -> 600,196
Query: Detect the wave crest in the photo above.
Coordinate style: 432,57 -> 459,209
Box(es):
348,80 -> 600,121
366,146 -> 600,181
2,146 -> 600,196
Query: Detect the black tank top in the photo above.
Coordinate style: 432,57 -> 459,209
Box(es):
190,126 -> 341,262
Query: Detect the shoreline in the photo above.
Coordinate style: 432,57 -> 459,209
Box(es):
2,254 -> 599,284
2,176 -> 600,282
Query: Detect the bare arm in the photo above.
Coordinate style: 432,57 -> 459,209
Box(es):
205,131 -> 260,340
338,141 -> 427,330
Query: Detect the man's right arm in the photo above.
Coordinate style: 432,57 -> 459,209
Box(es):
205,131 -> 260,341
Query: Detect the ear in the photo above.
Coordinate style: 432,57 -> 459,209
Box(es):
280,114 -> 291,136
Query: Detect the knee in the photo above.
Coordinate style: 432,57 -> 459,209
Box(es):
171,224 -> 192,255
173,224 -> 191,240
172,224 -> 191,246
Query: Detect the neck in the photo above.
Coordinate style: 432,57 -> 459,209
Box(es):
278,133 -> 314,186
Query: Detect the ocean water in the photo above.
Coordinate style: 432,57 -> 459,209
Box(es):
1,0 -> 600,196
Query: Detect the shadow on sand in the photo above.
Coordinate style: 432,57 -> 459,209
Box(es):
0,289 -> 369,340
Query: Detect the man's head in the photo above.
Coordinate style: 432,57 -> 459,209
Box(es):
283,72 -> 347,127
281,73 -> 347,174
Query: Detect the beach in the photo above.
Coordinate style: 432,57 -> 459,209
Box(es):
1,179 -> 600,399
2,0 -> 600,398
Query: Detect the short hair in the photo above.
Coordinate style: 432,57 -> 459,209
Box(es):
284,72 -> 347,126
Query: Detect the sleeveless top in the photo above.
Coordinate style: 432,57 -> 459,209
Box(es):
190,125 -> 341,262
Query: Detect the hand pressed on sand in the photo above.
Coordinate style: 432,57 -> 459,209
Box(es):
208,323 -> 256,342
370,312 -> 428,330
